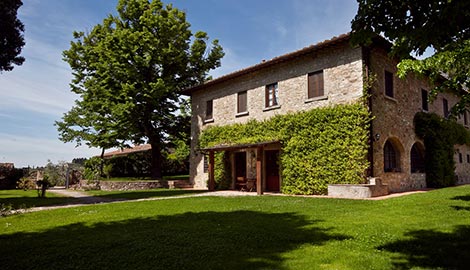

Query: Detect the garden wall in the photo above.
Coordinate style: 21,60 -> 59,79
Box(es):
74,180 -> 193,191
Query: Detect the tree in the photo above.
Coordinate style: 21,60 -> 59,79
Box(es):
57,0 -> 224,179
351,0 -> 470,114
0,0 -> 25,72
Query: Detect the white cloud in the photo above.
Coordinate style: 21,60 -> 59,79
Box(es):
0,133 -> 99,168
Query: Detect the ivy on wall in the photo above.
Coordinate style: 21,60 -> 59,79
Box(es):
199,103 -> 371,195
414,112 -> 470,188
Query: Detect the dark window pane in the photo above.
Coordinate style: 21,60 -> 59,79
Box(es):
421,89 -> 428,111
443,98 -> 449,118
265,83 -> 278,107
385,71 -> 394,98
203,155 -> 208,173
384,140 -> 400,172
206,100 -> 213,119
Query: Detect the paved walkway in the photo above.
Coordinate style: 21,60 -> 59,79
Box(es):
24,187 -> 432,213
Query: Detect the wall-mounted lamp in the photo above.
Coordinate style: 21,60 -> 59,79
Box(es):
375,133 -> 380,141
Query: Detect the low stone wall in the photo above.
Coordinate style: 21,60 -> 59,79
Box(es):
73,180 -> 193,191
327,178 -> 389,199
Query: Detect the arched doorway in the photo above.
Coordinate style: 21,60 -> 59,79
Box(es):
410,142 -> 425,173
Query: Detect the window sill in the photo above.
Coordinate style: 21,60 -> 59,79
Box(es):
305,96 -> 328,103
235,111 -> 249,118
263,105 -> 281,112
384,95 -> 398,103
203,118 -> 214,124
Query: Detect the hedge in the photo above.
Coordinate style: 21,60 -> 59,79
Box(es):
199,103 -> 371,194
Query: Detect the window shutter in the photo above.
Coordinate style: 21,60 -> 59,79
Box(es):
237,91 -> 247,113
308,71 -> 324,99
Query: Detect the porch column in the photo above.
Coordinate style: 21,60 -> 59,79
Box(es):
256,146 -> 263,195
208,150 -> 215,191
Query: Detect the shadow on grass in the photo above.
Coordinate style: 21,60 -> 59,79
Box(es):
91,189 -> 206,200
0,211 -> 350,270
451,195 -> 470,201
378,225 -> 470,270
452,205 -> 470,211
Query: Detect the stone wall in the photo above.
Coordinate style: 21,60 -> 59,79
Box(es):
369,46 -> 470,191
74,180 -> 192,191
189,41 -> 364,188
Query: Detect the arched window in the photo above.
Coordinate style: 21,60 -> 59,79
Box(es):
384,140 -> 400,172
410,143 -> 425,173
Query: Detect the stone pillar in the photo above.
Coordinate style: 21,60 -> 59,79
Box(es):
208,151 -> 215,191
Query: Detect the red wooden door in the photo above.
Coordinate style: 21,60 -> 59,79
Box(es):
265,150 -> 280,192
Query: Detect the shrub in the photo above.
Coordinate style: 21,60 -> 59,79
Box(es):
84,157 -> 102,180
16,177 -> 35,190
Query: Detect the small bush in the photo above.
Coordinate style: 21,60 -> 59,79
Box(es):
16,178 -> 35,190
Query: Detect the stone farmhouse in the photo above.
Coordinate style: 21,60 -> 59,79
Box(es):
183,33 -> 470,195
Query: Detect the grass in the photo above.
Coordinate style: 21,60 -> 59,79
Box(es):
1,185 -> 470,269
100,175 -> 190,181
0,190 -> 79,209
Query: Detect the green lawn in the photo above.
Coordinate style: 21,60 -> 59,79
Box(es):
1,186 -> 470,269
0,190 -> 79,209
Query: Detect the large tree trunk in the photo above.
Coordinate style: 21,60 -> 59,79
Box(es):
150,142 -> 163,180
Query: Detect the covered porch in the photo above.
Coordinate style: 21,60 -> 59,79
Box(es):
202,141 -> 281,195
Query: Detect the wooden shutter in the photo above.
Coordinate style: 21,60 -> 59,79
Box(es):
237,91 -> 247,113
308,71 -> 324,99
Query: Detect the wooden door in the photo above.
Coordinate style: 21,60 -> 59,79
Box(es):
265,150 -> 280,192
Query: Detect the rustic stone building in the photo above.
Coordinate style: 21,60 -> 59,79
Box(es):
183,33 -> 470,194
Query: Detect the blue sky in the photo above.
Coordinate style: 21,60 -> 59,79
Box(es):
0,0 -> 358,168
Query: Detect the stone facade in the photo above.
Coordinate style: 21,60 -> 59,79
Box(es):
185,33 -> 470,192
369,45 -> 470,192
189,39 -> 364,188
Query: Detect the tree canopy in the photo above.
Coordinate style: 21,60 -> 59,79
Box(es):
351,0 -> 470,114
57,0 -> 224,178
0,0 -> 25,72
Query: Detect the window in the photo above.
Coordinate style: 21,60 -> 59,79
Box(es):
265,83 -> 279,108
203,155 -> 208,173
308,71 -> 324,99
464,111 -> 468,126
421,89 -> 428,111
384,140 -> 400,172
237,91 -> 247,114
459,153 -> 463,163
410,143 -> 425,173
467,154 -> 470,163
443,98 -> 449,118
206,100 -> 213,120
384,70 -> 394,98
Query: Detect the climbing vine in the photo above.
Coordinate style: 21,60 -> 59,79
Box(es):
200,103 -> 371,194
414,112 -> 470,188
